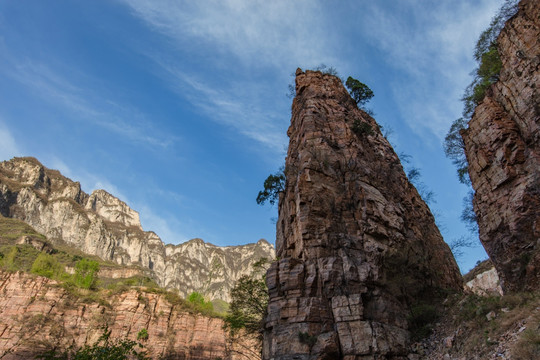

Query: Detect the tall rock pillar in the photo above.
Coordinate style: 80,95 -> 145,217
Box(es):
462,0 -> 540,292
263,69 -> 462,359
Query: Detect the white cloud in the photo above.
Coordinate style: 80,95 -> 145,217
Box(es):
118,0 -> 345,154
361,0 -> 501,140
4,58 -> 174,149
152,58 -> 288,152
0,120 -> 21,161
121,0 -> 337,69
137,204 -> 190,245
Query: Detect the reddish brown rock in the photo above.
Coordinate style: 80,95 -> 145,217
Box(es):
0,270 -> 257,360
462,0 -> 540,292
263,69 -> 462,359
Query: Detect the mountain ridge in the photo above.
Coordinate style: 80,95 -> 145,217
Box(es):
0,156 -> 275,301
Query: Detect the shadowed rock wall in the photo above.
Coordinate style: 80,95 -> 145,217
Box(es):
462,0 -> 540,292
263,69 -> 462,359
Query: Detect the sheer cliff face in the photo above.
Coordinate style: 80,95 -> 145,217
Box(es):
462,0 -> 540,292
263,70 -> 461,359
0,157 -> 275,301
0,271 -> 257,360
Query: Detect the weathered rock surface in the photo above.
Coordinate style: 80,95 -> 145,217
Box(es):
0,270 -> 257,359
0,157 -> 275,301
263,69 -> 462,359
463,260 -> 503,296
462,0 -> 540,292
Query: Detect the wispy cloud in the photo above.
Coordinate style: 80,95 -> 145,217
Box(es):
152,57 -> 288,152
121,0 -> 337,69
118,0 -> 345,154
361,0 -> 501,141
0,120 -> 21,161
137,204 -> 192,245
3,57 -> 174,149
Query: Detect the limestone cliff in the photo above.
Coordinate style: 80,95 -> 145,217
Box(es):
462,0 -> 540,292
0,157 -> 275,301
263,69 -> 462,359
0,270 -> 257,360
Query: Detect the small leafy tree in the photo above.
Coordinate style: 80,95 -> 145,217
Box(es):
74,258 -> 100,289
256,168 -> 286,206
443,117 -> 470,185
345,76 -> 374,109
223,258 -> 270,358
460,0 -> 518,119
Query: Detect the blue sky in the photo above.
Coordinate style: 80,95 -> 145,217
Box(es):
0,0 -> 504,273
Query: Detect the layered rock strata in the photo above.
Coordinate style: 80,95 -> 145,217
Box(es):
263,69 -> 462,359
0,157 -> 275,301
462,0 -> 540,292
0,270 -> 257,360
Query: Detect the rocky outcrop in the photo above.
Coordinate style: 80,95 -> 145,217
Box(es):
263,70 -> 462,359
463,260 -> 503,296
0,157 -> 275,301
0,270 -> 257,359
462,0 -> 540,292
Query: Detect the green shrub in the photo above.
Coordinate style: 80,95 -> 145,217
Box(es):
352,119 -> 374,136
1,246 -> 19,271
187,292 -> 214,313
137,328 -> 149,341
73,258 -> 100,289
0,245 -> 40,272
31,253 -> 64,279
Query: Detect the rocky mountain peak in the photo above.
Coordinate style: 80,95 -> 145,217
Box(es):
85,189 -> 142,229
0,157 -> 275,302
263,69 -> 461,359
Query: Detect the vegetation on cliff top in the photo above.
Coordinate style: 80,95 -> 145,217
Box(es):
443,0 -> 519,231
0,216 -> 226,318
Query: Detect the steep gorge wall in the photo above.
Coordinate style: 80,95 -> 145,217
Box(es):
462,0 -> 540,292
0,270 -> 256,360
0,157 -> 275,301
263,70 -> 462,359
